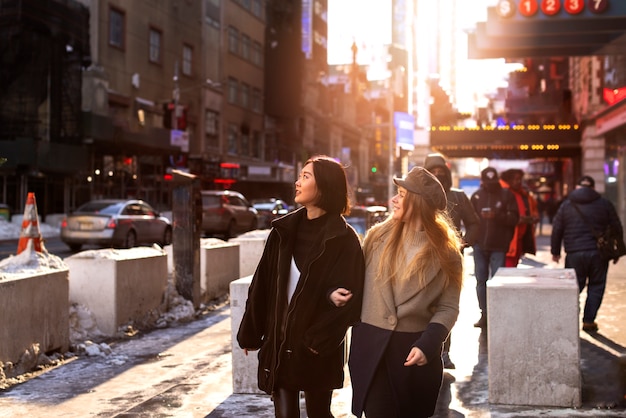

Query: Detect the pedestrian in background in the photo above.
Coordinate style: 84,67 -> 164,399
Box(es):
470,167 -> 519,328
500,168 -> 539,267
550,175 -> 625,332
349,167 -> 463,418
237,155 -> 365,418
424,153 -> 480,369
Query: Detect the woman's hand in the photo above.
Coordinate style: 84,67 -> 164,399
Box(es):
330,287 -> 353,307
243,348 -> 258,356
404,347 -> 427,366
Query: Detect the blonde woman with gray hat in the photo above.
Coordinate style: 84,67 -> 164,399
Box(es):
348,167 -> 463,418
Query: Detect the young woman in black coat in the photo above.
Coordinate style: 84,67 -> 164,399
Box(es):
237,155 -> 365,418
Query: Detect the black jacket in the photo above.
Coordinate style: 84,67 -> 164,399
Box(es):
470,184 -> 519,252
237,207 -> 365,394
551,187 -> 624,256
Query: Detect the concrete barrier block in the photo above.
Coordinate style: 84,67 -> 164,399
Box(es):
229,231 -> 269,277
0,269 -> 70,364
487,268 -> 580,407
65,249 -> 168,336
230,275 -> 264,394
202,240 -> 240,302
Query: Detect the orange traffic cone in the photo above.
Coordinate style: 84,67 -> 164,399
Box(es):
17,192 -> 43,254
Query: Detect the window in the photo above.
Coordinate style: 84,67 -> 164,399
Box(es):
109,7 -> 125,48
149,28 -> 162,63
228,26 -> 239,54
241,34 -> 251,60
252,88 -> 262,113
228,78 -> 238,104
182,44 -> 193,75
251,131 -> 262,158
228,124 -> 239,154
205,0 -> 221,27
205,111 -> 219,149
205,110 -> 218,136
240,133 -> 250,156
252,42 -> 262,66
251,0 -> 262,18
240,83 -> 250,108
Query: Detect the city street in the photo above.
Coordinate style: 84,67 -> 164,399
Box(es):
1,226 -> 625,417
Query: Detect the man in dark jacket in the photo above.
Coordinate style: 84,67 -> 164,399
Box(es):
470,167 -> 519,328
425,153 -> 480,368
551,175 -> 625,332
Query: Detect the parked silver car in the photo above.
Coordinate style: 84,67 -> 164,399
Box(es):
60,199 -> 172,251
201,190 -> 258,238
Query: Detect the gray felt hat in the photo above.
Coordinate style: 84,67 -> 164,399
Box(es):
393,166 -> 447,210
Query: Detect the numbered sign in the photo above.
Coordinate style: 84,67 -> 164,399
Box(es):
497,0 -> 516,18
541,0 -> 561,15
588,0 -> 608,14
519,0 -> 539,16
564,0 -> 585,14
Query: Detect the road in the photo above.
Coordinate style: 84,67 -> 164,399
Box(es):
0,236 -> 82,260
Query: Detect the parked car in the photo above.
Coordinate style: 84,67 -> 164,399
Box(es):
201,190 -> 258,238
344,205 -> 388,238
251,198 -> 290,229
60,199 -> 172,251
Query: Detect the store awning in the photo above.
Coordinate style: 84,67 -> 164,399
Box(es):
469,2 -> 626,59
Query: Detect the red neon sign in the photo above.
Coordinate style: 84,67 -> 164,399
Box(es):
519,0 -> 539,16
603,87 -> 626,106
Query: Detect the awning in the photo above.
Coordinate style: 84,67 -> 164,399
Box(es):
469,2 -> 626,59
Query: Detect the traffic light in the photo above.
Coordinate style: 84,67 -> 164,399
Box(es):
163,102 -> 175,129
371,165 -> 377,173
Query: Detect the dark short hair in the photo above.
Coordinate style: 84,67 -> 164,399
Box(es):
304,155 -> 350,215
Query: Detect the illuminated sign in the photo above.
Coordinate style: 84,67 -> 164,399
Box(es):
394,111 -> 414,151
603,87 -> 626,106
496,0 -> 611,18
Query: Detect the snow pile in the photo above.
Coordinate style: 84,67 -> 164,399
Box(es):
0,218 -> 60,240
67,244 -> 166,260
0,239 -> 226,387
0,241 -> 67,280
233,229 -> 271,239
69,303 -> 104,343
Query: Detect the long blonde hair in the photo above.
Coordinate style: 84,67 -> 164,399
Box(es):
363,192 -> 463,289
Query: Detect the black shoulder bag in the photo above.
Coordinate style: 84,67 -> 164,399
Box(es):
571,203 -> 626,262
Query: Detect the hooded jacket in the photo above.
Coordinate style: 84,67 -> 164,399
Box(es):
424,154 -> 480,246
551,186 -> 624,256
470,180 -> 519,252
237,207 -> 365,394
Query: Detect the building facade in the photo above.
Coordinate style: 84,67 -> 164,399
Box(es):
1,0 -> 371,217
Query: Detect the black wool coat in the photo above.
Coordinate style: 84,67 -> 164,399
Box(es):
237,207 -> 365,394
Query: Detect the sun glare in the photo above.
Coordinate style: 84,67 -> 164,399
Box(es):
327,0 -> 391,65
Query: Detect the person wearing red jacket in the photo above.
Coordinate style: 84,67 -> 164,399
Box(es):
500,169 -> 539,267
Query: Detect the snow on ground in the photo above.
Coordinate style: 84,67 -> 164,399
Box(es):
0,227 -> 208,387
0,218 -> 59,240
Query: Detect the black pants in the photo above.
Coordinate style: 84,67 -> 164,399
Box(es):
272,387 -> 333,418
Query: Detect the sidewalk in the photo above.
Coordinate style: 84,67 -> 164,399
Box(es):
0,225 -> 625,417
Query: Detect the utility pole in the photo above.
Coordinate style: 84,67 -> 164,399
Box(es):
388,74 -> 395,209
173,61 -> 180,130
